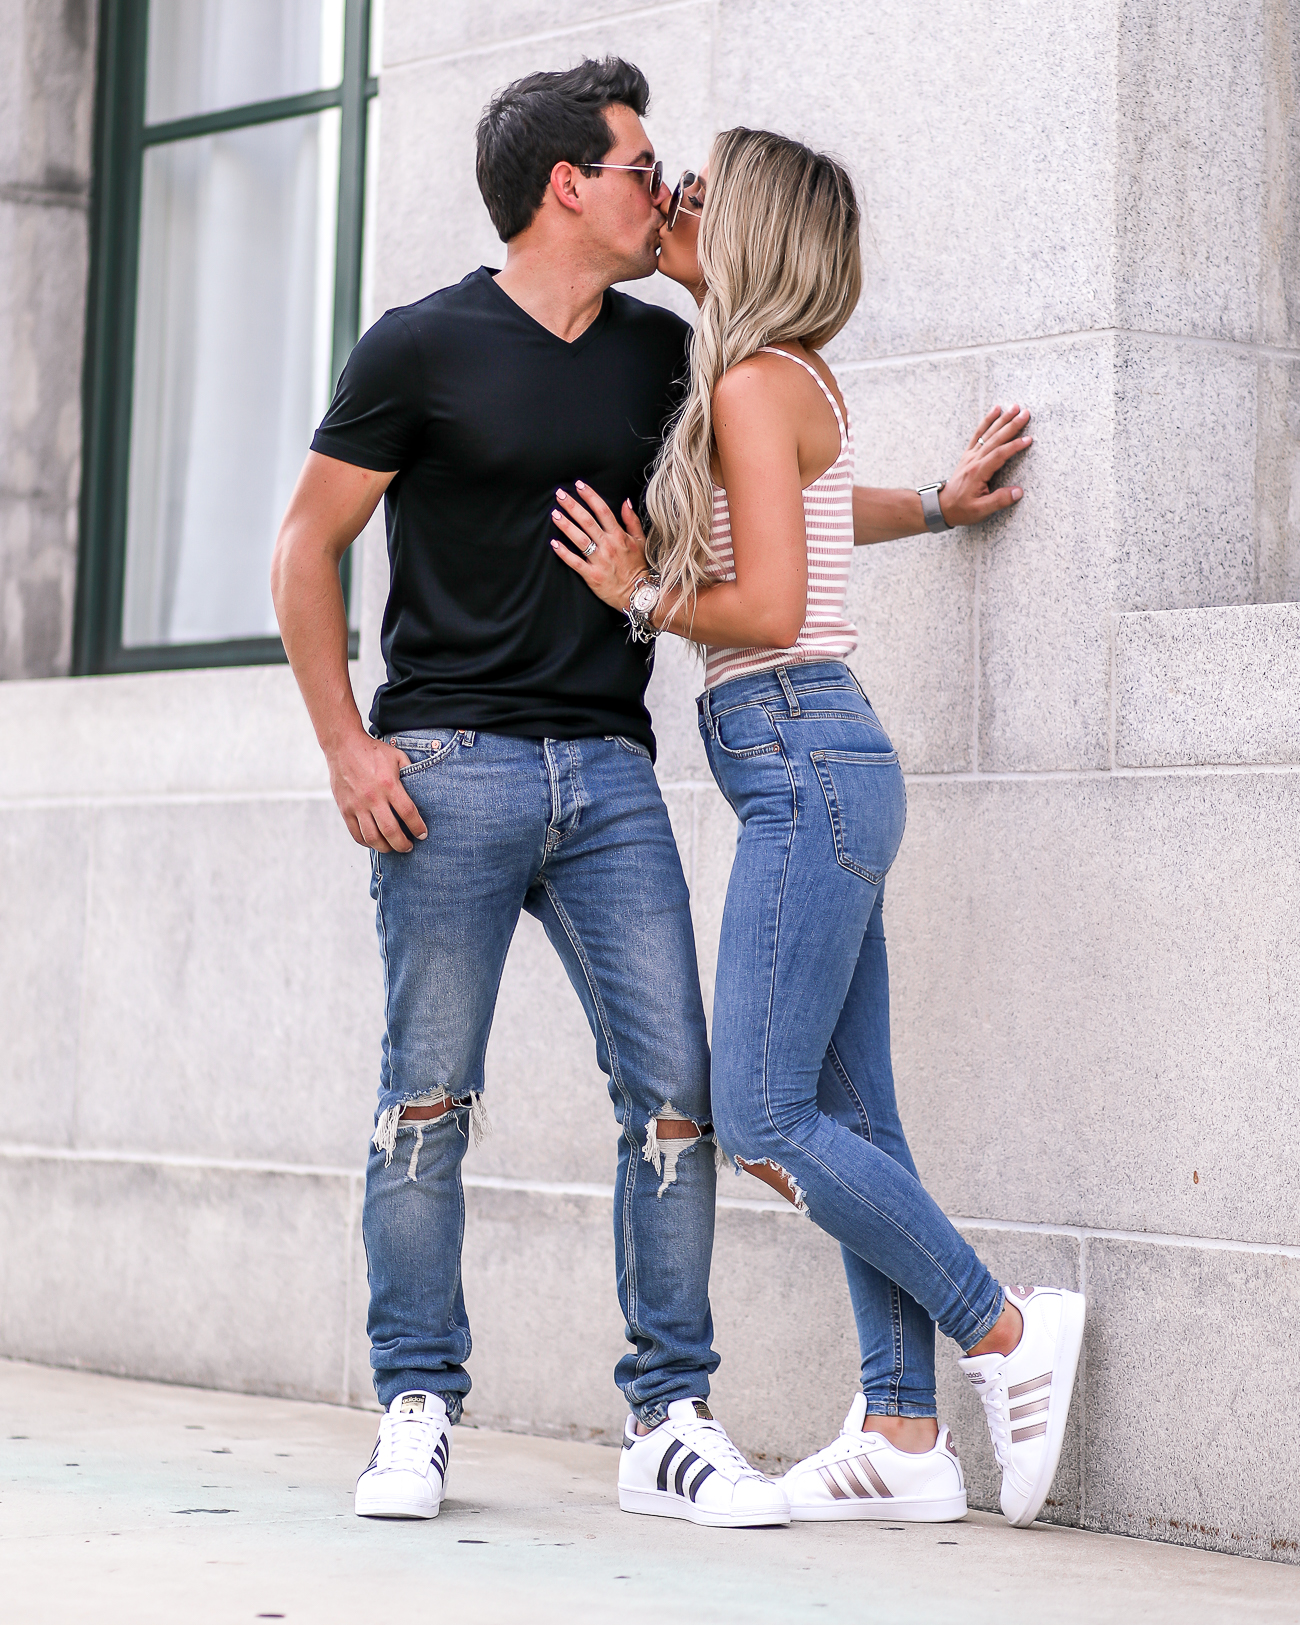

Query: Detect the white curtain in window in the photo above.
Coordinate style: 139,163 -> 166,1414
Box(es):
122,1 -> 341,648
145,0 -> 344,124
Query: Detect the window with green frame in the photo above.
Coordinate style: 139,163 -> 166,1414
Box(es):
75,0 -> 378,674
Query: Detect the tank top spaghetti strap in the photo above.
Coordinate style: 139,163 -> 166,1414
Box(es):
702,346 -> 858,691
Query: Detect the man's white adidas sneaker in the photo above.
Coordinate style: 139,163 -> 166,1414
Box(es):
618,1398 -> 789,1528
354,1390 -> 451,1519
958,1283 -> 1086,1528
780,1394 -> 967,1521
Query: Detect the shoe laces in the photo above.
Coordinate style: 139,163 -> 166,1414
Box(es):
376,1410 -> 440,1474
973,1373 -> 1012,1470
670,1417 -> 763,1483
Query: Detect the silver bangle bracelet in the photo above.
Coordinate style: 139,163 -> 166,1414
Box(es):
624,573 -> 663,643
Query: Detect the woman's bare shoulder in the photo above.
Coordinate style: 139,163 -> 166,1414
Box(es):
712,351 -> 808,426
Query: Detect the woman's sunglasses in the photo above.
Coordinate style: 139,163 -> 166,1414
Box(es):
580,161 -> 704,230
666,170 -> 705,231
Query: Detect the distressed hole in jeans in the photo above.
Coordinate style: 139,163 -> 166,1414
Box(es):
373,1090 -> 492,1180
736,1156 -> 808,1214
642,1104 -> 705,1198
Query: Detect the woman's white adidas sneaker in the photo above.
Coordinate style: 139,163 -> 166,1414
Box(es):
957,1283 -> 1086,1528
780,1394 -> 967,1521
618,1399 -> 790,1527
354,1390 -> 451,1519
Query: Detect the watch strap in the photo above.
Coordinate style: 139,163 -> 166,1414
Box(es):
918,482 -> 952,534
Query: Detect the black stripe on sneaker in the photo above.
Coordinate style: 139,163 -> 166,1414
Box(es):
657,1438 -> 685,1492
433,1439 -> 448,1474
673,1450 -> 701,1497
687,1462 -> 715,1502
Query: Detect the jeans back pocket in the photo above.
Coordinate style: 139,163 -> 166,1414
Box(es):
810,749 -> 906,884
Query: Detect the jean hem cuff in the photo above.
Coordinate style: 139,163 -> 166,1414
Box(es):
960,1283 -> 1008,1355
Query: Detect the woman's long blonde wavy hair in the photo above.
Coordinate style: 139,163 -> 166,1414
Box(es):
644,128 -> 862,619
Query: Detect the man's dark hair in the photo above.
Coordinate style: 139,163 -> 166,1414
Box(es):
476,58 -> 650,243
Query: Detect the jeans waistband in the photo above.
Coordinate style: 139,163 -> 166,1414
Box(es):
697,661 -> 866,735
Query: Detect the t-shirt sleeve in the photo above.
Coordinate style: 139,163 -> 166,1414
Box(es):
310,311 -> 426,472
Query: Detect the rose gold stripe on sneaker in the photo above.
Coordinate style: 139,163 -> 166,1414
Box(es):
1012,1421 -> 1050,1443
1010,1397 -> 1050,1421
819,1465 -> 850,1500
837,1461 -> 873,1498
1007,1371 -> 1052,1399
855,1456 -> 892,1498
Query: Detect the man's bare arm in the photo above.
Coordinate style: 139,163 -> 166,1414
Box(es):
270,450 -> 428,854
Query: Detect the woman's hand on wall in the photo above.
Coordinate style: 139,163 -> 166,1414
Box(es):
939,403 -> 1032,525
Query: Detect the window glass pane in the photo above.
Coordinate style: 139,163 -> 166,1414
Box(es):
369,0 -> 384,75
349,93 -> 381,636
360,97 -> 380,335
145,0 -> 345,124
122,111 -> 340,648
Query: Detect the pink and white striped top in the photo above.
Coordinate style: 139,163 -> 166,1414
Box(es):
703,346 -> 858,690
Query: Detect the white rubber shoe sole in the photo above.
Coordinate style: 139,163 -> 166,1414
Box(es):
1007,1289 -> 1085,1528
618,1485 -> 790,1528
354,1473 -> 445,1519
790,1488 -> 967,1523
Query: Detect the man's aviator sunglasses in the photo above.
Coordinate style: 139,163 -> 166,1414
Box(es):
585,159 -> 665,193
585,162 -> 705,229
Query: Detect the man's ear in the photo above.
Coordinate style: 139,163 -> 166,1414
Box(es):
549,160 -> 585,215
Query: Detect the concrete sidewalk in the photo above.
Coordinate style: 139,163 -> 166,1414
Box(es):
2,1361 -> 1295,1624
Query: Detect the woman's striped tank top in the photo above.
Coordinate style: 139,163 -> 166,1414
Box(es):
703,346 -> 858,690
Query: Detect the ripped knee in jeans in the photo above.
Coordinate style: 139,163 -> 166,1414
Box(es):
642,1104 -> 710,1198
373,1090 -> 492,1180
734,1155 -> 808,1214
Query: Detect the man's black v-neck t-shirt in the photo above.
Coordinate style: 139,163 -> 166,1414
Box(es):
311,267 -> 690,757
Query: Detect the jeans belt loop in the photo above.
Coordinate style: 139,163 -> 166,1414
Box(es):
776,665 -> 800,717
459,729 -> 475,746
700,687 -> 716,738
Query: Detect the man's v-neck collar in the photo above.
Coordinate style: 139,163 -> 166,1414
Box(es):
481,266 -> 612,354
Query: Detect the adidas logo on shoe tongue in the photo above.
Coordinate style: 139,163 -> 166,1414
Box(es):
398,1394 -> 428,1415
664,1398 -> 714,1423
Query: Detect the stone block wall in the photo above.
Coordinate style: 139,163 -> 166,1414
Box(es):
2,0 -> 1299,1570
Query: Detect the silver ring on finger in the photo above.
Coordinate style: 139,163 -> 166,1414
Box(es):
583,541 -> 598,558
977,436 -> 986,447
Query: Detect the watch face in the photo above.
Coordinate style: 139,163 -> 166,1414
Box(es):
631,584 -> 658,613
